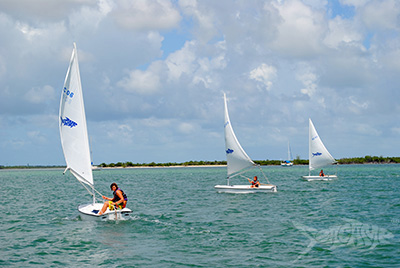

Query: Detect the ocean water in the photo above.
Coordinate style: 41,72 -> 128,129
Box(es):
1,164 -> 399,267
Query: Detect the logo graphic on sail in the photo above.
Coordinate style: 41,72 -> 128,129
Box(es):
312,152 -> 322,157
63,87 -> 75,98
226,148 -> 234,154
61,117 -> 78,128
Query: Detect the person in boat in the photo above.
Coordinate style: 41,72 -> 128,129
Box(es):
248,176 -> 260,188
98,183 -> 128,215
319,169 -> 325,177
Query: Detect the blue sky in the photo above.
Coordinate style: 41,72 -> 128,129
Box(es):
1,0 -> 400,166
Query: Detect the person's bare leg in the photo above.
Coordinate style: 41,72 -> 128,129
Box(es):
98,201 -> 109,215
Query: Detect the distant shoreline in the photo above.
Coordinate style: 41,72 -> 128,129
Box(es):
1,163 -> 400,171
2,155 -> 400,170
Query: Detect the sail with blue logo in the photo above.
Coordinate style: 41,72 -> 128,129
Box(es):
308,118 -> 336,171
224,93 -> 255,178
59,43 -> 93,186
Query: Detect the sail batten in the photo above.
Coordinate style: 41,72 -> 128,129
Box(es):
59,43 -> 93,186
308,118 -> 336,171
224,93 -> 255,178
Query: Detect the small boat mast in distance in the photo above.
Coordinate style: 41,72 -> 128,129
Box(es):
59,43 -> 132,220
281,141 -> 293,166
302,118 -> 338,181
214,93 -> 277,193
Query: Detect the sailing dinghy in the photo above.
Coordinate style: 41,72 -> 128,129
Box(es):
214,93 -> 277,193
59,43 -> 132,220
281,141 -> 293,166
302,118 -> 337,181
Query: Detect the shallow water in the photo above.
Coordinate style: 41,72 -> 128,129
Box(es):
1,165 -> 399,267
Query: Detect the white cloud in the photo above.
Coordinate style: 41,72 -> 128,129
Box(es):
297,65 -> 318,97
112,0 -> 181,31
24,85 -> 55,104
348,96 -> 369,114
249,63 -> 277,91
179,0 -> 218,43
355,123 -> 382,136
27,131 -> 47,143
16,22 -> 45,41
106,124 -> 133,144
117,64 -> 162,95
0,0 -> 98,22
166,41 -> 197,81
323,16 -> 363,49
178,122 -> 195,134
271,0 -> 326,58
380,49 -> 400,71
360,0 -> 400,31
69,0 -> 114,33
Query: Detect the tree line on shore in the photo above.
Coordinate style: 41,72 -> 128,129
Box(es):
97,155 -> 400,168
2,155 -> 400,169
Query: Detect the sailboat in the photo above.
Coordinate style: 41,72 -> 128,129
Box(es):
59,43 -> 132,220
281,141 -> 293,166
90,137 -> 102,171
302,118 -> 337,181
214,93 -> 277,193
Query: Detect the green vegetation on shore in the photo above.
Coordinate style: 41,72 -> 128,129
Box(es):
97,155 -> 400,168
1,156 -> 400,169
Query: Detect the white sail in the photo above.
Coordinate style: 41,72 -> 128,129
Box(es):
287,141 -> 292,161
224,93 -> 255,177
59,43 -> 93,186
308,118 -> 336,171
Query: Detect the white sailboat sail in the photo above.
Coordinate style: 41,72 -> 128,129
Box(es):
287,141 -> 292,161
215,93 -> 276,192
59,43 -> 93,186
224,93 -> 255,178
308,118 -> 336,171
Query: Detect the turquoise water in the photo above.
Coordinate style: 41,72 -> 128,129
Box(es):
1,165 -> 399,267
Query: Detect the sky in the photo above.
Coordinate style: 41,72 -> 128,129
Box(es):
1,0 -> 400,166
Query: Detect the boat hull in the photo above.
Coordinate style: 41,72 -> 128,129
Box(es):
214,184 -> 277,193
301,175 -> 337,181
281,162 -> 293,166
78,203 -> 132,221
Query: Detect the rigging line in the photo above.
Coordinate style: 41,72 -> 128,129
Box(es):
228,164 -> 258,180
239,174 -> 251,180
258,165 -> 271,184
238,166 -> 270,184
76,179 -> 104,202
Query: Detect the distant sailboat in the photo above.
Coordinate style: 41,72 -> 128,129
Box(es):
214,93 -> 277,193
90,137 -> 102,171
59,43 -> 131,220
302,118 -> 337,181
281,141 -> 293,166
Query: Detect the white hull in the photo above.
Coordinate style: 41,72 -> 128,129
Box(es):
281,162 -> 293,166
78,203 -> 132,221
214,184 -> 277,193
92,166 -> 103,171
301,175 -> 337,181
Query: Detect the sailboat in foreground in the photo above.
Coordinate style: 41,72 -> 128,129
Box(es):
59,43 -> 132,220
214,93 -> 277,193
281,141 -> 293,166
302,118 -> 337,181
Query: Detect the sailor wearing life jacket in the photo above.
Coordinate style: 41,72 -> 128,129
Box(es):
98,182 -> 128,215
